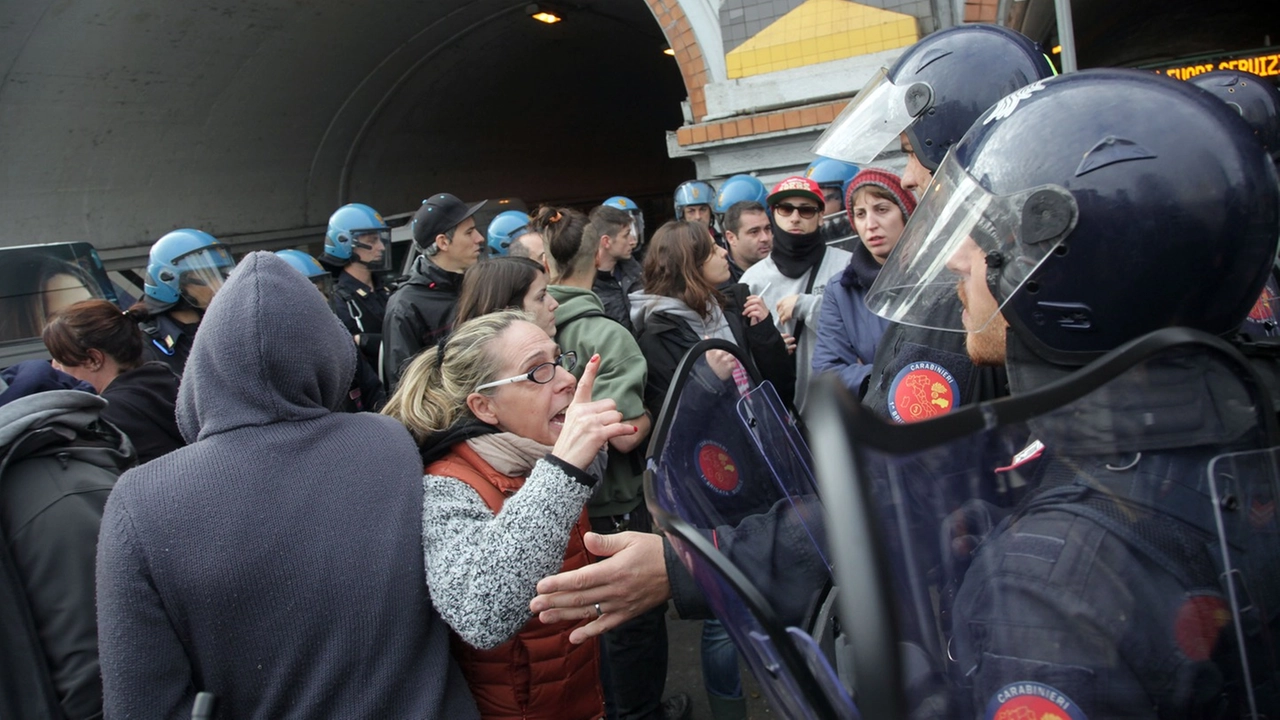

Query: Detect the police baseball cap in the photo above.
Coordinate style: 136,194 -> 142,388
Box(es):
767,177 -> 825,208
412,193 -> 487,249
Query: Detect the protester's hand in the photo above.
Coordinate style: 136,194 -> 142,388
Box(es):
781,333 -> 798,355
776,294 -> 800,325
706,349 -> 739,381
742,295 -> 769,326
551,354 -> 636,470
530,531 -> 670,644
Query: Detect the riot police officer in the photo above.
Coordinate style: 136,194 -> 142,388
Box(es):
855,68 -> 1280,719
1189,69 -> 1280,342
131,229 -> 236,375
276,249 -> 385,412
810,24 -> 1055,420
486,210 -> 532,257
319,203 -> 393,373
804,157 -> 859,250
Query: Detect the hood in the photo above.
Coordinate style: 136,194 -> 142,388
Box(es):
628,292 -> 731,342
548,285 -> 607,325
176,252 -> 357,443
0,362 -> 135,470
629,292 -> 702,337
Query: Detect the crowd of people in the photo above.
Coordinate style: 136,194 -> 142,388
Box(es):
4,19 -> 1280,720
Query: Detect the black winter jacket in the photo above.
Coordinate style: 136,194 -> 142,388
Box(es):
592,258 -> 643,335
633,284 -> 795,415
381,256 -> 464,388
101,361 -> 183,463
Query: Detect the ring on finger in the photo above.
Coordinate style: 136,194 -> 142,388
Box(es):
594,602 -> 603,617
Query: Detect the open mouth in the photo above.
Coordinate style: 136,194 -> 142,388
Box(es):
550,411 -> 567,427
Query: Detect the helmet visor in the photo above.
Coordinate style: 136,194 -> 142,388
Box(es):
811,69 -> 923,165
174,246 -> 235,308
864,154 -> 1075,333
351,228 -> 392,273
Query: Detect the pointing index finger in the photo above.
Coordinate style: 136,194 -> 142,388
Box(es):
572,353 -> 601,405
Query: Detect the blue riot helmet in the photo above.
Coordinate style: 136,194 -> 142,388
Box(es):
866,69 -> 1280,366
275,249 -> 334,298
812,24 -> 1055,172
603,196 -> 639,212
324,203 -> 391,272
674,180 -> 716,225
486,210 -> 532,256
604,196 -> 646,246
712,175 -> 768,214
144,229 -> 236,311
804,158 -> 860,209
1189,69 -> 1280,162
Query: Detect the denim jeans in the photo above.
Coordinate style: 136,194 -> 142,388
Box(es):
700,619 -> 743,700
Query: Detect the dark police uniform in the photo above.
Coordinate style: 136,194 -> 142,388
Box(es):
331,272 -> 390,370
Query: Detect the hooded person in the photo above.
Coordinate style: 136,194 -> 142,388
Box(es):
739,176 -> 852,413
0,361 -> 134,720
95,252 -> 478,719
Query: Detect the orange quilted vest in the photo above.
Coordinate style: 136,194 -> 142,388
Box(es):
426,443 -> 605,720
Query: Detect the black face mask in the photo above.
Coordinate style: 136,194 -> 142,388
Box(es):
768,218 -> 826,279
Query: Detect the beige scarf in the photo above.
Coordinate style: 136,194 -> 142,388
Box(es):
467,432 -> 610,481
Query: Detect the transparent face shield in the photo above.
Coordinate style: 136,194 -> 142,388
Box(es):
174,246 -> 235,308
864,153 -> 1077,333
351,228 -> 392,273
810,68 -> 931,165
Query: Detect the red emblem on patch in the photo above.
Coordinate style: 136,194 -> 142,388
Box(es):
1174,594 -> 1230,661
888,361 -> 959,423
696,441 -> 740,495
1249,285 -> 1277,324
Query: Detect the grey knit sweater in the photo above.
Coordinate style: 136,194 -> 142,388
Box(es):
424,456 -> 594,650
96,252 -> 477,719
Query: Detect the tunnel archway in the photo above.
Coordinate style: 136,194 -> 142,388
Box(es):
0,0 -> 693,267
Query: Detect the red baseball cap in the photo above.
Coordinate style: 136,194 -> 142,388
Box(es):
767,176 -> 825,208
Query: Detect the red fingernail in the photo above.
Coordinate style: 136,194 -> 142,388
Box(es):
630,425 -> 638,433
591,354 -> 601,363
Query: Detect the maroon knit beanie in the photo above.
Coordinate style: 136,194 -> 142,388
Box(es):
844,168 -> 917,227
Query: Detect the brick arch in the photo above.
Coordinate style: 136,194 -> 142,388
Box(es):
646,0 -> 710,122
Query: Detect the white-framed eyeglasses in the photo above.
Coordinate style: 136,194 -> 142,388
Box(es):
475,351 -> 577,392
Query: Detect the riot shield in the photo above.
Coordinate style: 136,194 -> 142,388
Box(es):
645,339 -> 857,719
809,328 -> 1280,720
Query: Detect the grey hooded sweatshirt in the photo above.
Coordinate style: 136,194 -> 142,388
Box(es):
96,252 -> 477,719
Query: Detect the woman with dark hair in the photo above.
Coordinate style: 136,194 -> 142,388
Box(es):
630,220 -> 794,414
627,220 -> 794,720
454,256 -> 559,338
0,249 -> 105,343
43,299 -> 184,463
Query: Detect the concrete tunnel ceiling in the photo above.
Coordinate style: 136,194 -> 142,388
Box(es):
0,0 -> 692,265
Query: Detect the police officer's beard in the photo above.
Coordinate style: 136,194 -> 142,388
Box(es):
957,280 -> 1008,367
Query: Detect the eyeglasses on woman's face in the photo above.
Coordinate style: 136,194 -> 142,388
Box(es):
475,351 -> 577,392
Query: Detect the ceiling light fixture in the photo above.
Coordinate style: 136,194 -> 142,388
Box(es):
663,47 -> 675,56
526,5 -> 562,24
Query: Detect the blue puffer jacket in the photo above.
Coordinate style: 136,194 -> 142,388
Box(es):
811,243 -> 890,396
